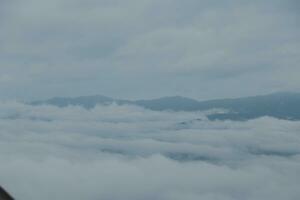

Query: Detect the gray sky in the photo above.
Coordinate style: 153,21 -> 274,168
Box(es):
0,0 -> 299,101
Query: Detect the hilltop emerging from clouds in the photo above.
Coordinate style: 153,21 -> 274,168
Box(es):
32,92 -> 300,121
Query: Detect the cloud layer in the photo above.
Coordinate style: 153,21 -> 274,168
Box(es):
0,0 -> 299,100
0,102 -> 300,200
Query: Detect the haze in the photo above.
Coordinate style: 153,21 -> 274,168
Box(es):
0,1 -> 300,200
0,0 -> 299,100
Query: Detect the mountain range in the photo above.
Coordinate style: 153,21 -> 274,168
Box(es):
31,92 -> 300,121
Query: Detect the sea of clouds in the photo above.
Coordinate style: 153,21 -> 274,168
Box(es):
0,102 -> 300,200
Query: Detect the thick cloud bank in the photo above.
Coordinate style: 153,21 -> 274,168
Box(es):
0,102 -> 300,200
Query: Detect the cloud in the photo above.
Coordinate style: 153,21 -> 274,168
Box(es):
0,102 -> 300,199
0,0 -> 299,100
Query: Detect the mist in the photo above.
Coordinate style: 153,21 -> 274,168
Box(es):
0,102 -> 299,200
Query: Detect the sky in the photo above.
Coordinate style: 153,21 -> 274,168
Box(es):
0,102 -> 300,200
0,0 -> 299,101
1,2 -> 300,198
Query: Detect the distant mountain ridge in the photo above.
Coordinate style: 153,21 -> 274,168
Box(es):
31,92 -> 300,121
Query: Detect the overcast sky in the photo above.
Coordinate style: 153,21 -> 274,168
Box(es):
0,0 -> 299,101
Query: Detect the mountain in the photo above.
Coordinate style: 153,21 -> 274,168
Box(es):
133,96 -> 202,111
200,92 -> 300,121
31,92 -> 300,121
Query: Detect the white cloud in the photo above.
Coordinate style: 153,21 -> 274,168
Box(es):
0,102 -> 299,199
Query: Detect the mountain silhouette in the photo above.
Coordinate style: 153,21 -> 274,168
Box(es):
31,92 -> 300,121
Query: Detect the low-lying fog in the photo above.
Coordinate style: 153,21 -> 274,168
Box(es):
0,102 -> 299,200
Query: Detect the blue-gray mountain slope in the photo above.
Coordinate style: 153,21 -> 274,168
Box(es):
31,92 -> 300,121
